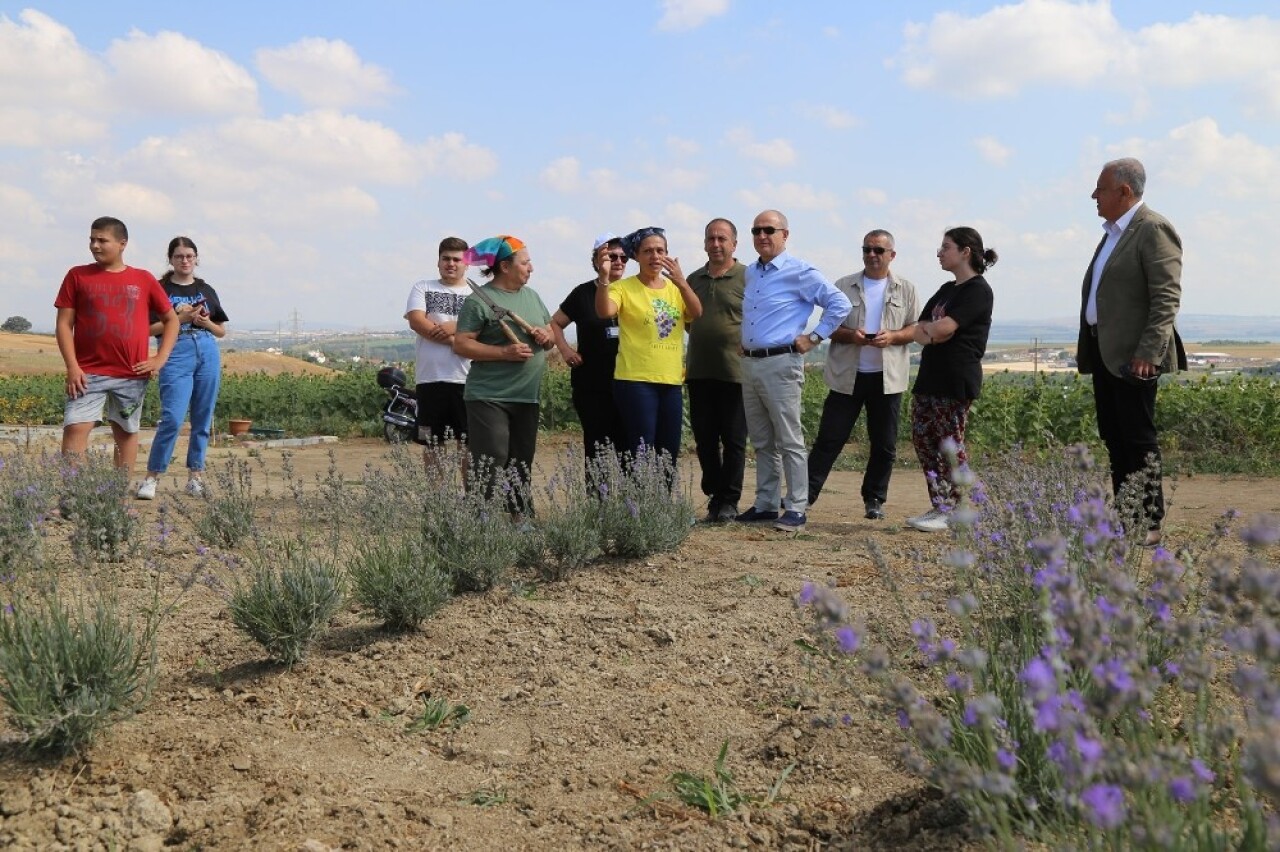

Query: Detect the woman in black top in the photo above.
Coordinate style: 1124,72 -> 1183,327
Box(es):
906,226 -> 996,532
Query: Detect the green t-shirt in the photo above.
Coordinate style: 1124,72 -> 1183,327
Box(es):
686,261 -> 745,383
456,284 -> 552,403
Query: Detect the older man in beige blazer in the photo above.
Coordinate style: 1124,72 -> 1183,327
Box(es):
1077,157 -> 1187,546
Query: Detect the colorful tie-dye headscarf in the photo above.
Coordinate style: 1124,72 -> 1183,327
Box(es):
620,227 -> 665,260
465,235 -> 526,267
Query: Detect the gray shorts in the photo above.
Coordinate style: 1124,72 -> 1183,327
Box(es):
64,374 -> 148,433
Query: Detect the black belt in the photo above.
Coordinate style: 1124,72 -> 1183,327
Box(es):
743,344 -> 799,358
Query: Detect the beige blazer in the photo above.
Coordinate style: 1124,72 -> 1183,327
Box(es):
1077,204 -> 1187,377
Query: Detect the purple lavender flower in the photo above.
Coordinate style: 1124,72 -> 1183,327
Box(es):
1080,783 -> 1126,829
1168,776 -> 1196,803
996,748 -> 1017,771
835,625 -> 860,654
1240,514 -> 1280,548
1191,759 -> 1215,783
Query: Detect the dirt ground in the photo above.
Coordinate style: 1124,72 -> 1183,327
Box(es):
0,434 -> 1275,851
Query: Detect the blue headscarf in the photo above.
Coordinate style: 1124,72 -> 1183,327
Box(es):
465,235 -> 526,267
620,226 -> 665,260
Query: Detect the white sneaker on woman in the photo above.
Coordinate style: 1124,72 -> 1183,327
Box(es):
907,508 -> 948,532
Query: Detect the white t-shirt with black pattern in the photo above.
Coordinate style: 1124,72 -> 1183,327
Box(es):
405,278 -> 471,384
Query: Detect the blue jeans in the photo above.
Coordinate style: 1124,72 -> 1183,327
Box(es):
612,380 -> 683,462
147,332 -> 221,474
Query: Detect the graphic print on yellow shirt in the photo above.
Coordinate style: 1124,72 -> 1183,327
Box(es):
608,276 -> 686,385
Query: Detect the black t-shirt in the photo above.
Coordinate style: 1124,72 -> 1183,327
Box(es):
558,279 -> 619,390
912,275 -> 993,401
153,277 -> 230,334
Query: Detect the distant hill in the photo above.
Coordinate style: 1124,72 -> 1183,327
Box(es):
0,331 -> 334,377
989,314 -> 1279,344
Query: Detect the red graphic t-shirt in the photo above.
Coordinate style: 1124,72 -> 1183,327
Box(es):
54,265 -> 172,378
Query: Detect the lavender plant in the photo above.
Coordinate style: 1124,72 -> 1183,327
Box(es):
0,452 -> 55,572
800,444 -> 1280,849
425,456 -> 526,594
347,532 -> 451,631
226,537 -> 344,666
0,580 -> 162,753
189,456 -> 261,548
525,449 -> 603,581
58,451 -> 138,563
588,445 -> 694,559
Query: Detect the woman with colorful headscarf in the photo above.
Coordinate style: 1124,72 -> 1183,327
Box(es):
594,226 -> 702,463
453,235 -> 554,515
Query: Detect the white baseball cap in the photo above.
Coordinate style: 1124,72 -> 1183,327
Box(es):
592,232 -> 619,250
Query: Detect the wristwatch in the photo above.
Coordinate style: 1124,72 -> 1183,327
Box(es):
807,332 -> 822,345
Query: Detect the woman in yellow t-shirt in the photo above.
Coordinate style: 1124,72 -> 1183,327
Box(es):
594,226 -> 702,462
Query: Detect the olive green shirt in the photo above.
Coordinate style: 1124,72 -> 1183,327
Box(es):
457,284 -> 552,403
685,260 -> 745,383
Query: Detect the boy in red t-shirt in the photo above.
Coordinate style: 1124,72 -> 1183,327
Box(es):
54,217 -> 180,473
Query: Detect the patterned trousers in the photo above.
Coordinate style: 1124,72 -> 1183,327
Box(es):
910,394 -> 971,507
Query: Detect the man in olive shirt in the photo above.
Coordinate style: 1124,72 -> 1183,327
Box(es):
686,218 -> 747,522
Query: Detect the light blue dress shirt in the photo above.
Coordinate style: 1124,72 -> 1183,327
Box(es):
741,251 -> 852,349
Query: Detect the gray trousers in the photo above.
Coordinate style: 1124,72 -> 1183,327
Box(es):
741,352 -> 808,513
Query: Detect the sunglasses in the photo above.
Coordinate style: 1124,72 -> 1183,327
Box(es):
861,246 -> 888,256
607,253 -> 627,262
750,226 -> 784,236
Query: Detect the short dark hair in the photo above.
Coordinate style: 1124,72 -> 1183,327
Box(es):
945,226 -> 999,274
91,216 -> 128,241
439,236 -> 468,255
591,238 -> 622,272
705,218 -> 738,239
864,228 -> 895,247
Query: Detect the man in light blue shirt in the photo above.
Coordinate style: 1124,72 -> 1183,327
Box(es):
736,209 -> 852,532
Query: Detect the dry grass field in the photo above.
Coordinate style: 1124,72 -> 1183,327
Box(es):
0,331 -> 333,377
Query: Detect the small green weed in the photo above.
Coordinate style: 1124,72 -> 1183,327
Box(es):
405,694 -> 471,732
462,787 -> 508,807
666,740 -> 794,818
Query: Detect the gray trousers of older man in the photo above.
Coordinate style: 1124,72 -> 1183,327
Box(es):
741,352 -> 808,513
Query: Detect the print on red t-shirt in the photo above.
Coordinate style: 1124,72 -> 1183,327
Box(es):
54,265 -> 172,378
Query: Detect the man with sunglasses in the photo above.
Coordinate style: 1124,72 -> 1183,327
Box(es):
1078,158 -> 1186,547
736,209 -> 851,533
686,218 -> 747,523
806,229 -> 919,520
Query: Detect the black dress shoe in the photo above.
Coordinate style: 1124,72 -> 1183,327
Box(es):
864,499 -> 885,520
715,503 -> 739,523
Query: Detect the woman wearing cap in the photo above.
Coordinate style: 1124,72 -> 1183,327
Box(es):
594,226 -> 702,464
905,226 -> 996,533
453,235 -> 555,515
551,233 -> 628,463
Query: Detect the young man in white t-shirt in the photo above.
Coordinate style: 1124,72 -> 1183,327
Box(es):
404,237 -> 472,474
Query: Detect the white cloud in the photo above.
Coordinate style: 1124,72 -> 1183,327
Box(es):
94,182 -> 175,223
0,184 -> 54,227
895,2 -> 1280,110
0,10 -> 109,145
974,135 -> 1013,166
657,0 -> 730,32
256,37 -> 396,108
725,128 -> 796,167
856,188 -> 888,205
212,111 -> 492,184
737,182 -> 840,211
540,157 -> 583,194
1125,118 -> 1280,199
897,0 -> 1120,96
800,104 -> 858,129
109,30 -> 258,115
667,135 -> 700,156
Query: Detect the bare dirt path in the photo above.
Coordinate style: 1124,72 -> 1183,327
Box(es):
0,436 -> 1272,851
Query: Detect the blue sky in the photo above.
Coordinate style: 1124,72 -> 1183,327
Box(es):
2,1 -> 1278,331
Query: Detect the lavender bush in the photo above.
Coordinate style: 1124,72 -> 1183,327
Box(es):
0,452 -> 55,572
59,451 -> 139,563
800,443 -> 1280,848
588,445 -> 694,559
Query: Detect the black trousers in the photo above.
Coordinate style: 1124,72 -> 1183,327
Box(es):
1087,334 -> 1165,527
687,379 -> 747,510
572,383 -> 627,462
807,371 -> 902,506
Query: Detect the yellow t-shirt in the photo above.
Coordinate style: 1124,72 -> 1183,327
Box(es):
608,276 -> 687,385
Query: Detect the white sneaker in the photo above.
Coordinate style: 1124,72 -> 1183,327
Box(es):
907,508 -> 949,532
136,478 -> 157,500
185,478 -> 205,497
